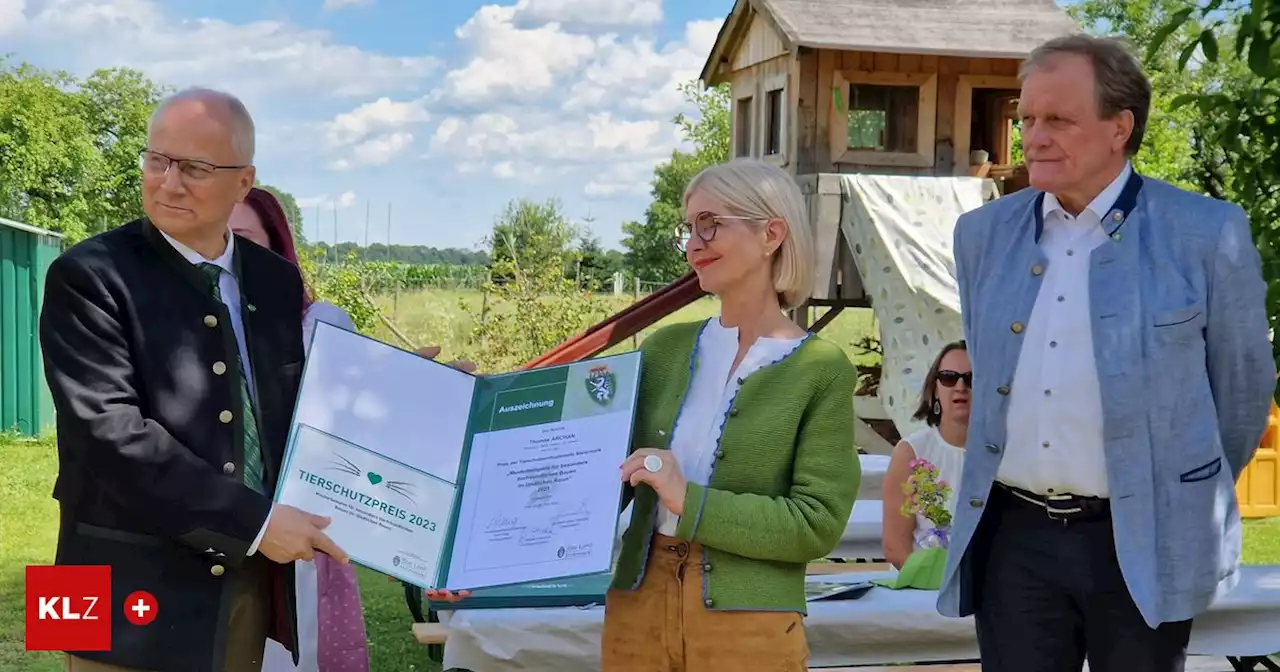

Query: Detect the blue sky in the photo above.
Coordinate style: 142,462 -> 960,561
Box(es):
0,0 -> 733,251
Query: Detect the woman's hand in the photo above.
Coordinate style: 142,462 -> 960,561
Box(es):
424,588 -> 472,603
415,345 -> 477,373
621,449 -> 688,516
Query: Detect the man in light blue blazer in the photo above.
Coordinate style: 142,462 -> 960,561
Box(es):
938,34 -> 1275,672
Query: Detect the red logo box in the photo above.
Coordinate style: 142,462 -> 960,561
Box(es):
25,565 -> 111,652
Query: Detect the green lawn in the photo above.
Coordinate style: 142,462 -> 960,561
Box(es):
4,435 -> 1280,670
0,436 -> 440,672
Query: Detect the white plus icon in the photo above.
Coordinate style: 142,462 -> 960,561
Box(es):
131,599 -> 150,618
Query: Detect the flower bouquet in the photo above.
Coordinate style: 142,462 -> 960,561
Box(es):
873,457 -> 952,591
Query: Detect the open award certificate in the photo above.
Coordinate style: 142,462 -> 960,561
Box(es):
273,321 -> 642,592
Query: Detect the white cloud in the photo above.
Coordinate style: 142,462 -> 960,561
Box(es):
9,0 -> 440,103
324,97 -> 431,148
424,110 -> 679,194
427,111 -> 675,164
320,97 -> 430,170
297,190 -> 358,210
512,0 -> 661,27
411,7 -> 717,195
0,0 -> 25,35
584,160 -> 657,198
323,0 -> 373,11
437,4 -> 600,106
563,20 -> 721,116
329,131 -> 415,170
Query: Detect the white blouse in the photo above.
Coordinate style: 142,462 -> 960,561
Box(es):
654,317 -> 807,536
302,301 -> 355,352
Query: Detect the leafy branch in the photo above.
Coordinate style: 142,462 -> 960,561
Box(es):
1149,0 -> 1280,393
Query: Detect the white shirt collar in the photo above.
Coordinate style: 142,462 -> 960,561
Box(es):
160,228 -> 236,275
706,316 -> 806,345
1042,161 -> 1132,222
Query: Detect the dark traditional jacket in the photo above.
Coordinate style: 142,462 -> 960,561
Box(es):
39,217 -> 306,671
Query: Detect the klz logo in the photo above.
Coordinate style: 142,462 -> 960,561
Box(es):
25,565 -> 111,651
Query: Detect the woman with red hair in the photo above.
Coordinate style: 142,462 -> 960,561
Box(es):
231,187 -> 370,672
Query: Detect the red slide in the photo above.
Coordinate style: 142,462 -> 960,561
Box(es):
520,272 -> 706,369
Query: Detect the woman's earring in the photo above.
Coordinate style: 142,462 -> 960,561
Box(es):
931,398 -> 942,417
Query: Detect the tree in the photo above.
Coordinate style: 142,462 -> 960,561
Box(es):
486,197 -> 577,281
463,199 -> 613,372
621,81 -> 730,284
1150,0 -> 1280,388
77,67 -> 170,230
1068,0 -> 1216,190
258,182 -> 306,246
672,80 -> 731,165
576,231 -> 622,291
0,59 -> 307,248
0,60 -> 107,241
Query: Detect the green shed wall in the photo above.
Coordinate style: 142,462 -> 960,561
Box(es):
0,217 -> 62,436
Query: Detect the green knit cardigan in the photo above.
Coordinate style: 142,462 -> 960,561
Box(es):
611,318 -> 861,614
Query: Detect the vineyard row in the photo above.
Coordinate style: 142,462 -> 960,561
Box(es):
307,260 -> 491,293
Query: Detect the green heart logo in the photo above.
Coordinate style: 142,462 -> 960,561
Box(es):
367,472 -> 383,485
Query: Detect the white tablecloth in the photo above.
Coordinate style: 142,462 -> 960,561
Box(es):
832,499 -> 884,560
856,454 -> 891,500
439,565 -> 1280,671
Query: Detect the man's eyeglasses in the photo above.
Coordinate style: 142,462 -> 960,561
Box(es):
936,370 -> 972,388
139,150 -> 247,183
673,212 -> 763,252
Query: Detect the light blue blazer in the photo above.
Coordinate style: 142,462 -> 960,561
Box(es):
937,173 -> 1275,628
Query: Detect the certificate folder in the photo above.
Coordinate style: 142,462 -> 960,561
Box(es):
275,321 -> 642,595
431,571 -> 613,610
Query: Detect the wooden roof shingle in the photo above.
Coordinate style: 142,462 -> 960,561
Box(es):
702,0 -> 1081,84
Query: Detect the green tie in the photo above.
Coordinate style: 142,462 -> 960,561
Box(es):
198,263 -> 266,494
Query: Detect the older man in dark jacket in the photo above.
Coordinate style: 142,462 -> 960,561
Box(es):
41,87 -> 347,672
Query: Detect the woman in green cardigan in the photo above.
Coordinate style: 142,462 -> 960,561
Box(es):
426,158 -> 860,670
606,158 -> 861,671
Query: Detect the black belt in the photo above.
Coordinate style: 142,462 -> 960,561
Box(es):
994,482 -> 1110,523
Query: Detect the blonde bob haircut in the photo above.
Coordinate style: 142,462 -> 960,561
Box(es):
682,158 -> 815,310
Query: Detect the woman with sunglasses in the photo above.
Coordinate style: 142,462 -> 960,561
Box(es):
881,340 -> 970,570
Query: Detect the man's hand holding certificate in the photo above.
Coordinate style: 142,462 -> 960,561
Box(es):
272,323 -> 640,599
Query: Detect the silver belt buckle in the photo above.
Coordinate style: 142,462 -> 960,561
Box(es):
1044,493 -> 1081,524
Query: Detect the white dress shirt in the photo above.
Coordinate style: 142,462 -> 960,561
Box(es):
654,318 -> 805,535
997,163 -> 1132,498
159,230 -> 270,554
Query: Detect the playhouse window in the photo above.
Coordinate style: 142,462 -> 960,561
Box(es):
848,84 -> 919,153
764,88 -> 783,155
735,96 -> 754,157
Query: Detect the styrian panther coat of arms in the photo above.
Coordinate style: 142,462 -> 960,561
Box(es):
585,365 -> 615,405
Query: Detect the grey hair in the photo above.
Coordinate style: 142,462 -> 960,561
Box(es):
1019,34 -> 1152,156
683,158 -> 815,310
148,87 -> 256,164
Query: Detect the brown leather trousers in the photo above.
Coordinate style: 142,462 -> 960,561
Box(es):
601,533 -> 810,671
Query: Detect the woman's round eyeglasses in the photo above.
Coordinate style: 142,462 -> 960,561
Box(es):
672,212 -> 764,252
